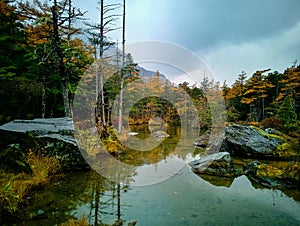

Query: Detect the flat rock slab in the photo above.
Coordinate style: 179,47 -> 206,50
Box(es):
0,117 -> 74,135
0,118 -> 88,171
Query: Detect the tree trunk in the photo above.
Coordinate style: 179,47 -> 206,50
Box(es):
118,0 -> 125,133
99,0 -> 106,126
41,82 -> 46,118
52,0 -> 71,117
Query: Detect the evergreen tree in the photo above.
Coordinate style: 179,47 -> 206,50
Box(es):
276,96 -> 297,128
0,1 -> 29,123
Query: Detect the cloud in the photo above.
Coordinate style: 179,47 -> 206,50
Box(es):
126,0 -> 300,52
201,22 -> 300,85
76,0 -> 300,86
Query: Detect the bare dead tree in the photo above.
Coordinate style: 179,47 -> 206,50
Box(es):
117,0 -> 125,133
85,0 -> 121,126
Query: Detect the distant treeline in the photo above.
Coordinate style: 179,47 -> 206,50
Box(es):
1,1 -> 299,137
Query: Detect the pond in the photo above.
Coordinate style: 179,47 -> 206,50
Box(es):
15,125 -> 300,226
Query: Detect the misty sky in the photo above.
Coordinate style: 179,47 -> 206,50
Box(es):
77,0 -> 300,85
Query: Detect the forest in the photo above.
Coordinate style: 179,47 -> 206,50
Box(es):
1,0 -> 300,225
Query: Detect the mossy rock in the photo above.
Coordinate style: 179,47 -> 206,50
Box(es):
244,160 -> 300,188
273,141 -> 300,159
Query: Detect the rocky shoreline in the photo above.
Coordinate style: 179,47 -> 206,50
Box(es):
1,119 -> 298,189
190,124 -> 300,189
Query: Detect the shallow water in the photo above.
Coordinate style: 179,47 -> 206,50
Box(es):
16,165 -> 300,226
14,125 -> 300,226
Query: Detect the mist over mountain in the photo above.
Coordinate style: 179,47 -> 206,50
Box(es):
135,66 -> 167,81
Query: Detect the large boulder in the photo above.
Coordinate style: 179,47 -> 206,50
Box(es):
189,152 -> 235,177
194,125 -> 299,159
220,124 -> 284,158
0,118 -> 89,171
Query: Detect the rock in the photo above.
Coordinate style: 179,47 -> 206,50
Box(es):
0,117 -> 74,135
193,129 -> 224,154
193,130 -> 211,147
151,130 -> 170,138
128,221 -> 138,226
0,118 -> 89,171
189,152 -> 235,177
195,124 -> 299,159
220,124 -> 283,158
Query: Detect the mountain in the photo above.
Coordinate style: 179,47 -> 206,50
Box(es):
136,66 -> 168,82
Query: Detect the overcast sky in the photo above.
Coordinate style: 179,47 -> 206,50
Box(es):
76,0 -> 300,85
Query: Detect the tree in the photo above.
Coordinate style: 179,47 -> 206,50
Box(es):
276,96 -> 297,131
118,0 -> 126,133
85,0 -> 121,126
0,0 -> 29,123
241,69 -> 274,121
18,0 -> 89,118
277,64 -> 300,117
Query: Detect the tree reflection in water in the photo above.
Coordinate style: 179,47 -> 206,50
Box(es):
85,169 -> 135,226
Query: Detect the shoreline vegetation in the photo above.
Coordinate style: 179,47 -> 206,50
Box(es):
0,150 -> 62,223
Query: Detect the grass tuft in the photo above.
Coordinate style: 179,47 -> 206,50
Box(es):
60,216 -> 89,226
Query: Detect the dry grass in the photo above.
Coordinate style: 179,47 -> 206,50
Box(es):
26,149 -> 61,185
0,150 -> 62,213
60,216 -> 89,226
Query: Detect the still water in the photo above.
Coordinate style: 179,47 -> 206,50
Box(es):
17,125 -> 300,226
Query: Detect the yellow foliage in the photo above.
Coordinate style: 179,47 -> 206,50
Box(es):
249,121 -> 259,127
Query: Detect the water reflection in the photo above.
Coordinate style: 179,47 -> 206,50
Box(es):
75,172 -> 134,226
17,125 -> 300,225
18,165 -> 300,226
74,167 -> 300,226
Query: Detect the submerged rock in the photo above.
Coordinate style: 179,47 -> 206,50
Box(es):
189,152 -> 235,177
0,118 -> 89,171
